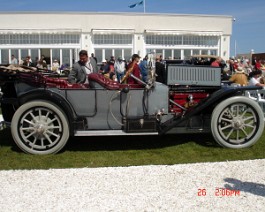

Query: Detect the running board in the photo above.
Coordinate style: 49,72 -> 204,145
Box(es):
75,130 -> 158,136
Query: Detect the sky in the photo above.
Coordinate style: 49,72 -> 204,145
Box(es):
1,0 -> 264,56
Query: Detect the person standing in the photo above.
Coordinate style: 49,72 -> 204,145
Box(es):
211,57 -> 222,67
36,60 -> 44,69
10,55 -> 18,65
114,57 -> 126,83
52,59 -> 60,73
139,55 -> 148,83
109,56 -> 115,73
228,58 -> 235,74
122,54 -> 141,84
68,50 -> 98,84
255,59 -> 262,71
155,56 -> 166,83
99,59 -> 110,74
23,56 -> 33,67
91,53 -> 98,64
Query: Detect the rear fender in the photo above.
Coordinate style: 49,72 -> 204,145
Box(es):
18,89 -> 77,136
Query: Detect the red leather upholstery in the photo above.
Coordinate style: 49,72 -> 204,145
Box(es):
88,73 -> 120,90
44,76 -> 87,89
43,73 -> 143,90
89,73 -> 143,89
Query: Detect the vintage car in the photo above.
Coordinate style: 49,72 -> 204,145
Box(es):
0,62 -> 264,155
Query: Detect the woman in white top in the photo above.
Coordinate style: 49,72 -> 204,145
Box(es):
52,59 -> 60,73
248,70 -> 265,87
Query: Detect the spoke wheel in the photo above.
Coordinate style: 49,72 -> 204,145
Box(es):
211,96 -> 264,148
11,101 -> 69,154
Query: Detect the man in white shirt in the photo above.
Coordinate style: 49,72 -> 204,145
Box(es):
114,57 -> 125,83
11,55 -> 18,65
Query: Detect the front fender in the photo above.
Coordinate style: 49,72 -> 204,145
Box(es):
188,86 -> 263,117
159,85 -> 262,134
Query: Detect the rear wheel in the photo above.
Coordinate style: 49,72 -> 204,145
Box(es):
11,100 -> 69,154
211,96 -> 264,148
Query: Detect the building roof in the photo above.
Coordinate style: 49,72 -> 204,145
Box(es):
0,11 -> 233,19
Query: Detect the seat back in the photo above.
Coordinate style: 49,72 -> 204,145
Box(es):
88,73 -> 120,90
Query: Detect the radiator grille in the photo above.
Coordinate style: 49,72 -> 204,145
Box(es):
167,65 -> 221,86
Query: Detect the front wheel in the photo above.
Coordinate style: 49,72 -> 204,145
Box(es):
211,96 -> 264,148
11,100 -> 69,154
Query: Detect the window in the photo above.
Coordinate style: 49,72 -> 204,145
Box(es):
11,49 -> 19,58
209,50 -> 217,56
183,35 -> 190,45
115,49 -> 122,59
155,49 -> 163,57
21,49 -> 29,60
94,48 -> 132,63
105,49 -> 112,61
193,49 -> 200,55
173,50 -> 181,59
1,49 -> 9,64
30,34 -> 39,44
146,35 -> 181,45
164,49 -> 172,59
124,49 -> 132,61
52,49 -> 60,63
201,50 -> 209,55
0,33 -> 80,45
206,36 -> 218,46
184,49 -> 192,59
62,49 -> 70,67
146,35 -> 219,47
95,49 -> 102,64
30,49 -> 39,62
93,34 -> 133,45
0,35 -> 9,44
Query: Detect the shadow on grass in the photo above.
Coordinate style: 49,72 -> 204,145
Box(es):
65,133 -> 218,152
0,127 -> 219,153
0,128 -> 23,152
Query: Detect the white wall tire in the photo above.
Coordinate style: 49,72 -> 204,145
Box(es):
11,101 -> 69,154
211,96 -> 264,149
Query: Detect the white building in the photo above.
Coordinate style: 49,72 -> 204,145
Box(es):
0,12 -> 233,67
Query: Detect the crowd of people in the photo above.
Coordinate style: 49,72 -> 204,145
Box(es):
13,50 -> 265,88
210,56 -> 265,87
68,50 -> 167,85
10,54 -> 62,73
10,51 -> 166,85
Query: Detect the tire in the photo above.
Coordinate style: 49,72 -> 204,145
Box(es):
11,100 -> 69,154
211,96 -> 264,149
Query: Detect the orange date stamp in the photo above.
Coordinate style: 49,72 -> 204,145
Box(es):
197,188 -> 240,196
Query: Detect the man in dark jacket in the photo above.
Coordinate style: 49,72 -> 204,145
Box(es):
155,56 -> 166,84
68,50 -> 98,84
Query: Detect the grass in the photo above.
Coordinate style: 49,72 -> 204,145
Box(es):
0,127 -> 265,170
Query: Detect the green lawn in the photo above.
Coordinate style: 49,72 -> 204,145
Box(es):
0,128 -> 264,170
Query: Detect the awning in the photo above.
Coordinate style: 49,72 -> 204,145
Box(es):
144,30 -> 222,36
92,29 -> 135,35
0,29 -> 81,34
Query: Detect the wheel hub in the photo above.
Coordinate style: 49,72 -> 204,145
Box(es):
33,117 -> 49,137
232,117 -> 244,130
35,123 -> 46,135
